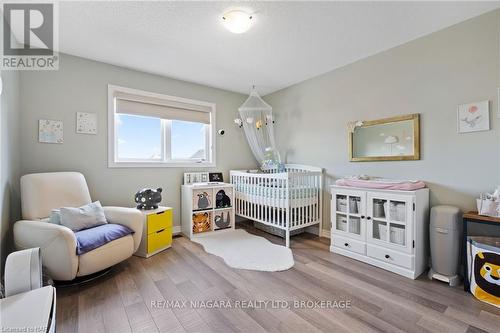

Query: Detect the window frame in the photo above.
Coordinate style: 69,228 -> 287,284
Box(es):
108,84 -> 216,168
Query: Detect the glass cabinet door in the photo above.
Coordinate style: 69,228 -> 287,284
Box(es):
366,193 -> 413,253
332,191 -> 365,240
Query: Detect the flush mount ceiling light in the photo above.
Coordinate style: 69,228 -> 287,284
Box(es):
222,10 -> 253,34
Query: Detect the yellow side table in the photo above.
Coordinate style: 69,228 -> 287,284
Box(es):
135,206 -> 173,258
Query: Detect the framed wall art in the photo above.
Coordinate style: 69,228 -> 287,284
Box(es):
457,100 -> 490,133
39,119 -> 63,144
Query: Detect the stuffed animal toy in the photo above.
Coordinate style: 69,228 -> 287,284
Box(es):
135,187 -> 162,210
192,213 -> 211,233
215,190 -> 231,208
256,119 -> 263,129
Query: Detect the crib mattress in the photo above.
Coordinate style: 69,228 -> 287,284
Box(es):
234,183 -> 318,199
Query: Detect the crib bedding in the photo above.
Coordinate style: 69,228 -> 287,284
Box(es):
235,183 -> 317,199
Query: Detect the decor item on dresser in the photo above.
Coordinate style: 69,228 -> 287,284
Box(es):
184,172 -> 209,185
331,185 -> 429,279
476,187 -> 500,217
38,119 -> 63,144
348,113 -> 420,162
135,187 -> 163,210
135,206 -> 173,258
182,182 -> 235,240
230,164 -> 323,247
209,172 -> 224,183
457,100 -> 490,133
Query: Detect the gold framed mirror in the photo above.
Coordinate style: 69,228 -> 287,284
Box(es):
349,113 -> 420,162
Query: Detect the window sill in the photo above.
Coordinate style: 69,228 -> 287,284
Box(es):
108,161 -> 215,168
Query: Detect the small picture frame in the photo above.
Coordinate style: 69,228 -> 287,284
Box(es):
209,172 -> 223,182
39,119 -> 63,144
184,172 -> 209,185
76,112 -> 97,134
457,100 -> 490,133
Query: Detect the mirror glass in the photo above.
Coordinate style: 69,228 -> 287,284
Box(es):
349,114 -> 420,161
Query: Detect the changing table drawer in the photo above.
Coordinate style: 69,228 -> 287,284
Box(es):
367,244 -> 413,270
332,235 -> 366,255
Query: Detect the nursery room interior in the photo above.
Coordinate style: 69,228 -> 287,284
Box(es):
1,1 -> 500,332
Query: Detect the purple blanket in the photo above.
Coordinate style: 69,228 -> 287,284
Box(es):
75,224 -> 134,255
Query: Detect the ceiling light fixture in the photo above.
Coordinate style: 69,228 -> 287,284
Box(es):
222,10 -> 253,34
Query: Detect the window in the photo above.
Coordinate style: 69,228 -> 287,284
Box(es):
108,85 -> 215,167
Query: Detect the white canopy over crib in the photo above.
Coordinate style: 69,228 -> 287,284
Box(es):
238,87 -> 282,170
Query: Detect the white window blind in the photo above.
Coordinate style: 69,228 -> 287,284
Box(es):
115,92 -> 211,124
108,85 -> 216,168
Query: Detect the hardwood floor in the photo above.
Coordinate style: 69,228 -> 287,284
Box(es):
56,223 -> 500,333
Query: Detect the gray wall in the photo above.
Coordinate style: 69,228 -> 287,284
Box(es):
19,54 -> 256,227
265,10 -> 500,231
0,70 -> 21,272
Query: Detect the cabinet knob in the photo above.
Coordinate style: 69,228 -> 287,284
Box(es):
361,215 -> 365,219
385,254 -> 390,259
366,216 -> 372,220
344,243 -> 350,247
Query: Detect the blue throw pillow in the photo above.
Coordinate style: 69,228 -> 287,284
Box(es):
75,223 -> 134,255
49,209 -> 61,224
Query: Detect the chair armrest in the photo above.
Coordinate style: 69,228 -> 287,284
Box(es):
103,207 -> 143,252
13,221 -> 78,281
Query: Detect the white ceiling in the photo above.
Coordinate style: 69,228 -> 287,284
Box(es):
29,1 -> 500,94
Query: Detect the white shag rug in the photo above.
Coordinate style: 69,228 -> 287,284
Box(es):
192,229 -> 294,271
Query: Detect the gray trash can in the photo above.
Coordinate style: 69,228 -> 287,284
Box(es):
428,205 -> 462,286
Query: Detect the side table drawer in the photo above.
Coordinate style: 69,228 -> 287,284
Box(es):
147,209 -> 173,234
147,227 -> 173,253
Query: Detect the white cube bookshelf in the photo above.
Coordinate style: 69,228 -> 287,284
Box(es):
181,183 -> 235,239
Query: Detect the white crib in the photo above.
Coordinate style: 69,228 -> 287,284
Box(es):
230,164 -> 323,247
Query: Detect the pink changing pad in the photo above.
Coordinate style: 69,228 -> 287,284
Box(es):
335,177 -> 426,191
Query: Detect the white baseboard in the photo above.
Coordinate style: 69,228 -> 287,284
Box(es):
173,226 -> 181,235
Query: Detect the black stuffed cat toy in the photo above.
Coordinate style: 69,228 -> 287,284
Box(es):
135,187 -> 162,210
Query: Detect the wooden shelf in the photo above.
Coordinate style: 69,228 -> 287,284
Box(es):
463,211 -> 500,224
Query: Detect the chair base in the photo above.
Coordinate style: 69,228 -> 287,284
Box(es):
53,267 -> 114,287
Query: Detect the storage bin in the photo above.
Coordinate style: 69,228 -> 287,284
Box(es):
467,236 -> 500,308
378,223 -> 387,241
337,215 -> 347,231
390,225 -> 405,245
349,219 -> 360,234
337,198 -> 347,213
374,201 -> 385,218
349,198 -> 360,214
